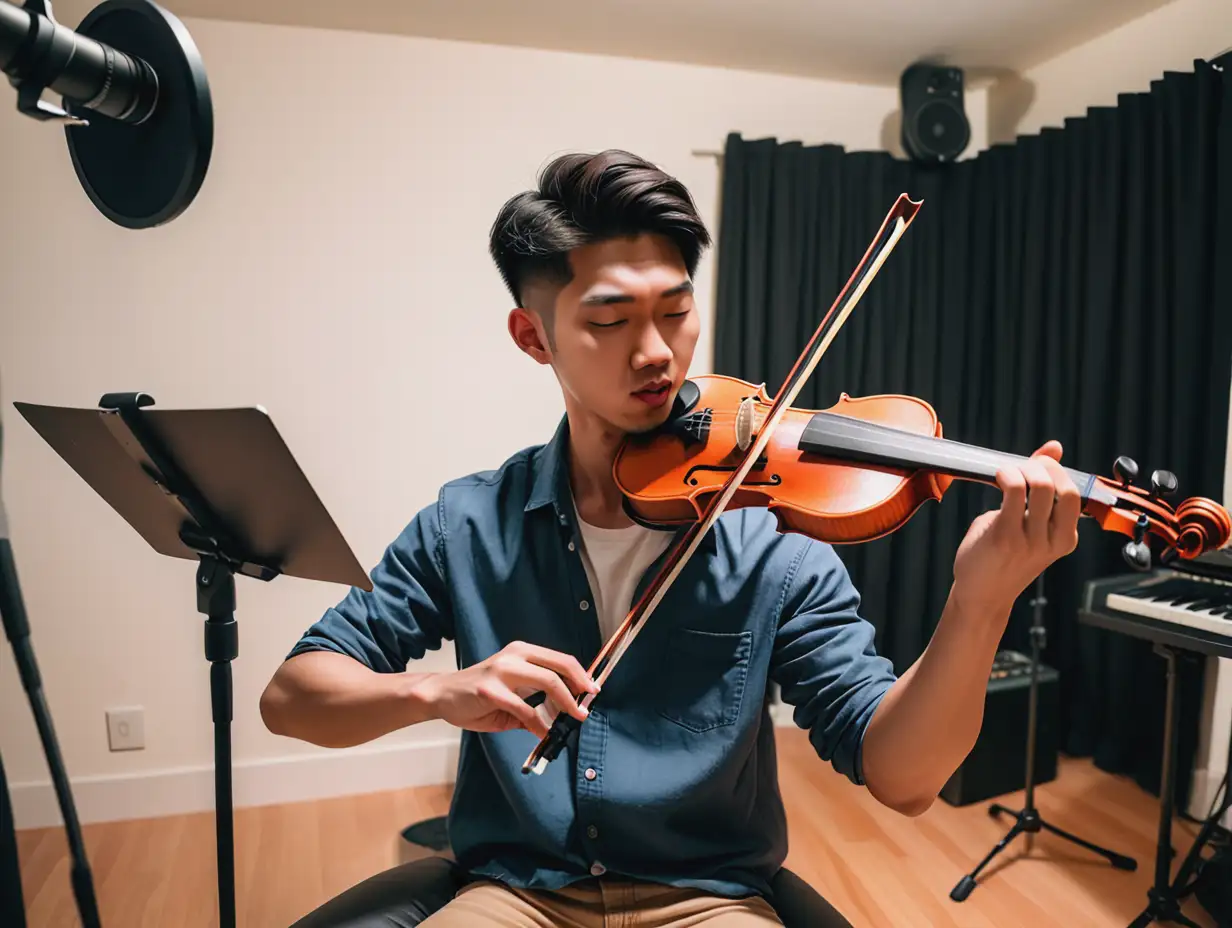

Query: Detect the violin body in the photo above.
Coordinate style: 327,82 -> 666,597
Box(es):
615,374 -> 956,543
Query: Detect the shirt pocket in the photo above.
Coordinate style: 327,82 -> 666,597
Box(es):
656,627 -> 753,733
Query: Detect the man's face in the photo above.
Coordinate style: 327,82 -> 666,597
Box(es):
511,233 -> 699,435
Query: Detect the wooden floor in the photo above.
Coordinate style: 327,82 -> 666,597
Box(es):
15,727 -> 1218,927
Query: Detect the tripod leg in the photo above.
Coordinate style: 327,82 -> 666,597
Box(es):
199,556 -> 238,928
950,818 -> 1027,902
0,538 -> 101,928
1036,819 -> 1137,869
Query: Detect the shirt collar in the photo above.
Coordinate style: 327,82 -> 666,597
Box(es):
524,414 -> 718,554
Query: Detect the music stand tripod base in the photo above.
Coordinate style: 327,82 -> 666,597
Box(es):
950,574 -> 1137,903
13,393 -> 372,928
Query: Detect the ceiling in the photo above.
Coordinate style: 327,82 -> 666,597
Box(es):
58,0 -> 1178,85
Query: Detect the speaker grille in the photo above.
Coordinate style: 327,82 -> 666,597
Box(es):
911,100 -> 970,159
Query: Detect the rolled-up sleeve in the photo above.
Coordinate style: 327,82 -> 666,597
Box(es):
286,493 -> 454,674
770,539 -> 897,785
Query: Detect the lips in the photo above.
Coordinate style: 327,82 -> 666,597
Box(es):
632,380 -> 671,407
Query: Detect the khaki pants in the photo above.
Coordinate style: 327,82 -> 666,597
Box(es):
420,877 -> 785,927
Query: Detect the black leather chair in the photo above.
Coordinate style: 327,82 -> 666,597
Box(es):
291,853 -> 855,927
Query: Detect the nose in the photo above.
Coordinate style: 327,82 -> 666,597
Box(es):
632,319 -> 672,369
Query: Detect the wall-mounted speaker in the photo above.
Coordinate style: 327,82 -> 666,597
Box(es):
900,62 -> 970,163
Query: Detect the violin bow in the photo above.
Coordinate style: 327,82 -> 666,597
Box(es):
522,192 -> 924,775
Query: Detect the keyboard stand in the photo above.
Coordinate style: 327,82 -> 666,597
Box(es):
1078,607 -> 1232,928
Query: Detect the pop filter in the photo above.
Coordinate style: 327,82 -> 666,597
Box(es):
0,0 -> 212,228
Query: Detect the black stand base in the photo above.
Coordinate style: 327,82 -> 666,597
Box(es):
951,805 -> 1137,902
1128,888 -> 1205,928
951,574 -> 1137,903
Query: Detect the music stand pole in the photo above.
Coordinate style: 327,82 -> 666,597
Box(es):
951,572 -> 1137,902
12,391 -> 373,928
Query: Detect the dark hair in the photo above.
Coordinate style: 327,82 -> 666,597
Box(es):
489,149 -> 711,309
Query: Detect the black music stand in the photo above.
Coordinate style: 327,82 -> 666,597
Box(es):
950,573 -> 1137,902
12,392 -> 372,928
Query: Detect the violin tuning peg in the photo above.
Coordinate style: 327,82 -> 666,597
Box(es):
1122,513 -> 1152,571
1150,469 -> 1178,499
1123,540 -> 1153,571
1113,455 -> 1139,487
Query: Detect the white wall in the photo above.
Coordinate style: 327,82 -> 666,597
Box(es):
993,0 -> 1231,141
990,0 -> 1232,826
0,16 -> 988,828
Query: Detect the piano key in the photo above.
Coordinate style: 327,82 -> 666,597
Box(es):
1104,573 -> 1232,641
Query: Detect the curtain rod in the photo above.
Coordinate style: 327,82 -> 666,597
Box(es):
691,148 -> 723,159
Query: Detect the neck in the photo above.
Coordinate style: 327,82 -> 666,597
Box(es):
565,407 -> 632,528
797,410 -> 1119,508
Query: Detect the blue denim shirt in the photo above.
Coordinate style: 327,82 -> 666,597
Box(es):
287,415 -> 898,899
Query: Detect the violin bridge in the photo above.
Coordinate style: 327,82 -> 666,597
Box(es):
735,396 -> 756,452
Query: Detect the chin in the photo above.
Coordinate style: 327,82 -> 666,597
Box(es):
620,401 -> 674,435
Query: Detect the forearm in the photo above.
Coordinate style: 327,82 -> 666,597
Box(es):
859,582 -> 1009,815
260,651 -> 440,748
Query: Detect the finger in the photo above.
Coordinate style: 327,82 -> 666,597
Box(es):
1039,455 -> 1082,548
488,685 -> 551,739
995,466 -> 1027,532
501,661 -> 590,722
1033,439 -> 1063,462
1021,458 -> 1056,545
514,643 -> 600,695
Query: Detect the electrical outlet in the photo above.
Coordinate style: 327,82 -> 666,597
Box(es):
106,707 -> 144,751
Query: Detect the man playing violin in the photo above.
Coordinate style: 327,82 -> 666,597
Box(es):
262,149 -> 1083,927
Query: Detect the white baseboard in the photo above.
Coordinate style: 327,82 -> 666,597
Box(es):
11,736 -> 460,831
15,707 -> 799,831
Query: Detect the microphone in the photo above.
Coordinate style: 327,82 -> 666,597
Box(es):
0,0 -> 212,228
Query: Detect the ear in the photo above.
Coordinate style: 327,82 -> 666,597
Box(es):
508,307 -> 552,365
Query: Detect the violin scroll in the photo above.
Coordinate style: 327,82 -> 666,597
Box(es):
1089,455 -> 1232,570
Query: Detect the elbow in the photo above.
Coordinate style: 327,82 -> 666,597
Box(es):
259,676 -> 293,738
881,792 -> 937,817
865,778 -> 938,817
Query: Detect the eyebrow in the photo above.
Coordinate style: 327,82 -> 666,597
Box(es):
581,280 -> 694,305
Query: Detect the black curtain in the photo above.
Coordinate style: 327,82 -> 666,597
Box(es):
714,57 -> 1232,808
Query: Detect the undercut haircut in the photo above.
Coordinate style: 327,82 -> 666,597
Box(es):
488,150 -> 711,321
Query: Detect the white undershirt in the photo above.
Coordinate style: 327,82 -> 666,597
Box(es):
572,504 -> 673,645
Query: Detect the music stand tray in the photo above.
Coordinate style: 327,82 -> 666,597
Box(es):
13,391 -> 372,928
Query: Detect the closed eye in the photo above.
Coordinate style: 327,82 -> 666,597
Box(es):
589,319 -> 627,328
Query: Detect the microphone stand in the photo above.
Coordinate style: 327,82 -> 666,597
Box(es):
0,397 -> 102,927
950,572 -> 1137,902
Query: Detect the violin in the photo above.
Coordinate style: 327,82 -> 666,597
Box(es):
520,193 -> 1232,776
614,375 -> 1231,568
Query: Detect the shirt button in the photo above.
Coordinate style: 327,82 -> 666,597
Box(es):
584,767 -> 596,780
579,600 -> 589,611
587,825 -> 599,839
568,541 -> 575,551
590,862 -> 606,876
